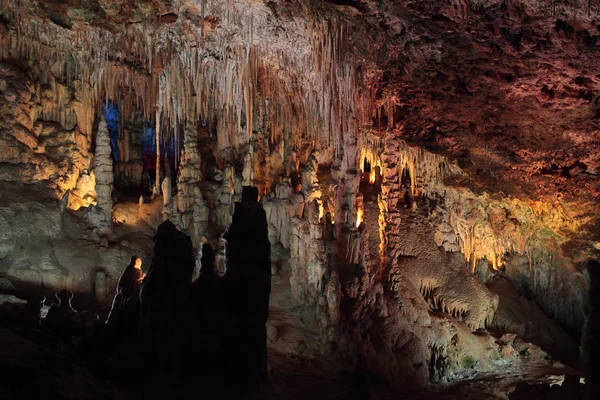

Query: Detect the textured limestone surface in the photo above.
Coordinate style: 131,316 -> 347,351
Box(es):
0,199 -> 153,296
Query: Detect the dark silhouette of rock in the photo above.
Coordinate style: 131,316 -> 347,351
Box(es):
43,290 -> 89,342
509,379 -> 583,400
22,295 -> 45,324
223,185 -> 272,389
582,259 -> 600,400
189,242 -> 226,382
241,185 -> 259,203
193,243 -> 218,288
192,243 -> 223,311
138,220 -> 195,379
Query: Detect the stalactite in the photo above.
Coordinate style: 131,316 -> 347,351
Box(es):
153,108 -> 162,197
0,7 -> 384,163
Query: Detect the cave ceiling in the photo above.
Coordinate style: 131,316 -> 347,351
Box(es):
1,0 -> 599,251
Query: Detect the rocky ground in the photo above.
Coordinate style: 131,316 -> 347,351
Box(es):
0,300 -> 583,400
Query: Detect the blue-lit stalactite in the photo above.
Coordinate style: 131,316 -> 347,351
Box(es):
99,103 -> 186,192
141,117 -> 157,190
101,101 -> 120,162
140,116 -> 183,191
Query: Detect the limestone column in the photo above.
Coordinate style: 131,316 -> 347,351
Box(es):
242,144 -> 254,186
93,115 -> 113,237
176,124 -> 208,247
301,154 -> 321,204
152,108 -> 161,198
378,135 -> 402,274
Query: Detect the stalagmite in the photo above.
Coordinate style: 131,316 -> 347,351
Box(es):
176,125 -> 208,247
153,108 -> 161,198
88,115 -> 113,237
290,200 -> 326,303
161,177 -> 172,206
264,180 -> 294,249
301,154 -> 323,216
243,145 -> 254,186
213,165 -> 235,231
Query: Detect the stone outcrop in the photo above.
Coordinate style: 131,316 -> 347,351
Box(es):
0,199 -> 152,295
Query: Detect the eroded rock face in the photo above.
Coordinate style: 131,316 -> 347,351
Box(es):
0,200 -> 152,293
392,212 -> 499,332
0,63 -> 96,210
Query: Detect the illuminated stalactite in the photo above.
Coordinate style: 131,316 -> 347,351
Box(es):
356,207 -> 364,227
153,108 -> 162,197
0,6 -> 383,163
368,133 -> 581,286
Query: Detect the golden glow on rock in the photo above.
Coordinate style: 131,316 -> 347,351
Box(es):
360,144 -> 383,181
356,207 -> 363,227
369,169 -> 376,184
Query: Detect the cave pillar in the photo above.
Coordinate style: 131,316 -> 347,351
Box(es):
214,165 -> 235,231
331,133 -> 362,270
378,136 -> 402,273
152,108 -> 161,198
242,144 -> 254,186
176,124 -> 208,248
251,133 -> 270,195
289,200 -> 328,320
301,153 -> 323,216
90,115 -> 113,238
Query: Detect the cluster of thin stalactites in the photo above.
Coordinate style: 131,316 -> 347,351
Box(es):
0,4 -> 381,164
418,279 -> 496,330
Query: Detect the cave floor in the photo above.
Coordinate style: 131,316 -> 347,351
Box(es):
0,279 -> 580,400
0,317 -> 579,400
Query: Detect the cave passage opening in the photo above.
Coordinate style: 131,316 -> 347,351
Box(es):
400,167 -> 412,192
360,156 -> 383,268
101,101 -> 182,199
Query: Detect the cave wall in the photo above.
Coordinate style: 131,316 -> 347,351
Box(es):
0,62 -> 96,210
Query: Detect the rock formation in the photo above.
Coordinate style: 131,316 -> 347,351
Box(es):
176,125 -> 208,247
87,116 -> 113,238
582,260 -> 600,400
139,220 -> 195,377
223,187 -> 272,387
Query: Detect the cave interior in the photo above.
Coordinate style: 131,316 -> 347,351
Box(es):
0,0 -> 599,399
